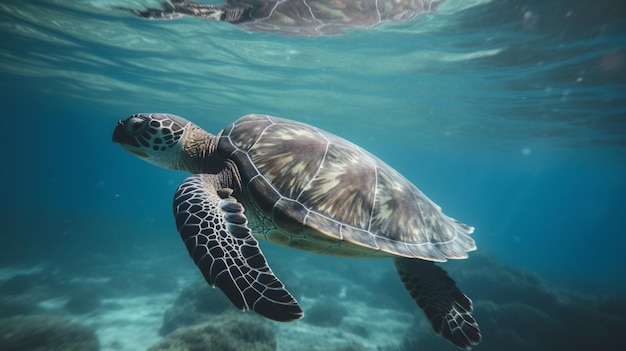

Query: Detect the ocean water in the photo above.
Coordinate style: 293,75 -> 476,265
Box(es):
1,0 -> 625,350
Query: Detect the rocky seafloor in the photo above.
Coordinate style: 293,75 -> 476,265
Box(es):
1,249 -> 625,351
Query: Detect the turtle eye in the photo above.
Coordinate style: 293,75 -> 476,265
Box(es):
125,116 -> 150,135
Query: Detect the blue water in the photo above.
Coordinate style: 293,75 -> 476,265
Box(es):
1,0 -> 625,350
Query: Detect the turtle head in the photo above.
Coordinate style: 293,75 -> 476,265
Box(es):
113,113 -> 216,172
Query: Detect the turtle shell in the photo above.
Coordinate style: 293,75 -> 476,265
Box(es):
217,114 -> 475,261
139,0 -> 445,36
231,0 -> 445,36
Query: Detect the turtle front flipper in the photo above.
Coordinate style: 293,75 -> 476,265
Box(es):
174,174 -> 303,322
394,257 -> 481,349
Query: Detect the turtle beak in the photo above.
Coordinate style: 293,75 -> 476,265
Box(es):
113,120 -> 139,146
112,121 -> 148,158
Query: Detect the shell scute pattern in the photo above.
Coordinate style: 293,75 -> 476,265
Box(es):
222,114 -> 274,152
222,114 -> 473,259
124,1 -> 445,37
237,0 -> 445,36
370,166 -> 429,242
271,197 -> 306,235
248,124 -> 326,200
302,212 -> 342,242
246,176 -> 281,214
341,225 -> 378,250
225,115 -> 380,230
297,140 -> 377,230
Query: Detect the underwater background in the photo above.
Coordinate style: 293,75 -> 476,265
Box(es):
1,0 -> 625,350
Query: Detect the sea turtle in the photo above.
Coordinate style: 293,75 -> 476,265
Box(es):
112,113 -> 481,349
119,0 -> 444,36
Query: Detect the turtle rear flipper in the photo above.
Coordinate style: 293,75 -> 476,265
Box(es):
394,257 -> 481,349
174,174 -> 303,322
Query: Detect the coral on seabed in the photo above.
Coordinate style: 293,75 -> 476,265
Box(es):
159,281 -> 233,335
0,272 -> 57,318
304,300 -> 348,327
147,314 -> 276,351
64,290 -> 101,315
0,314 -> 99,351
